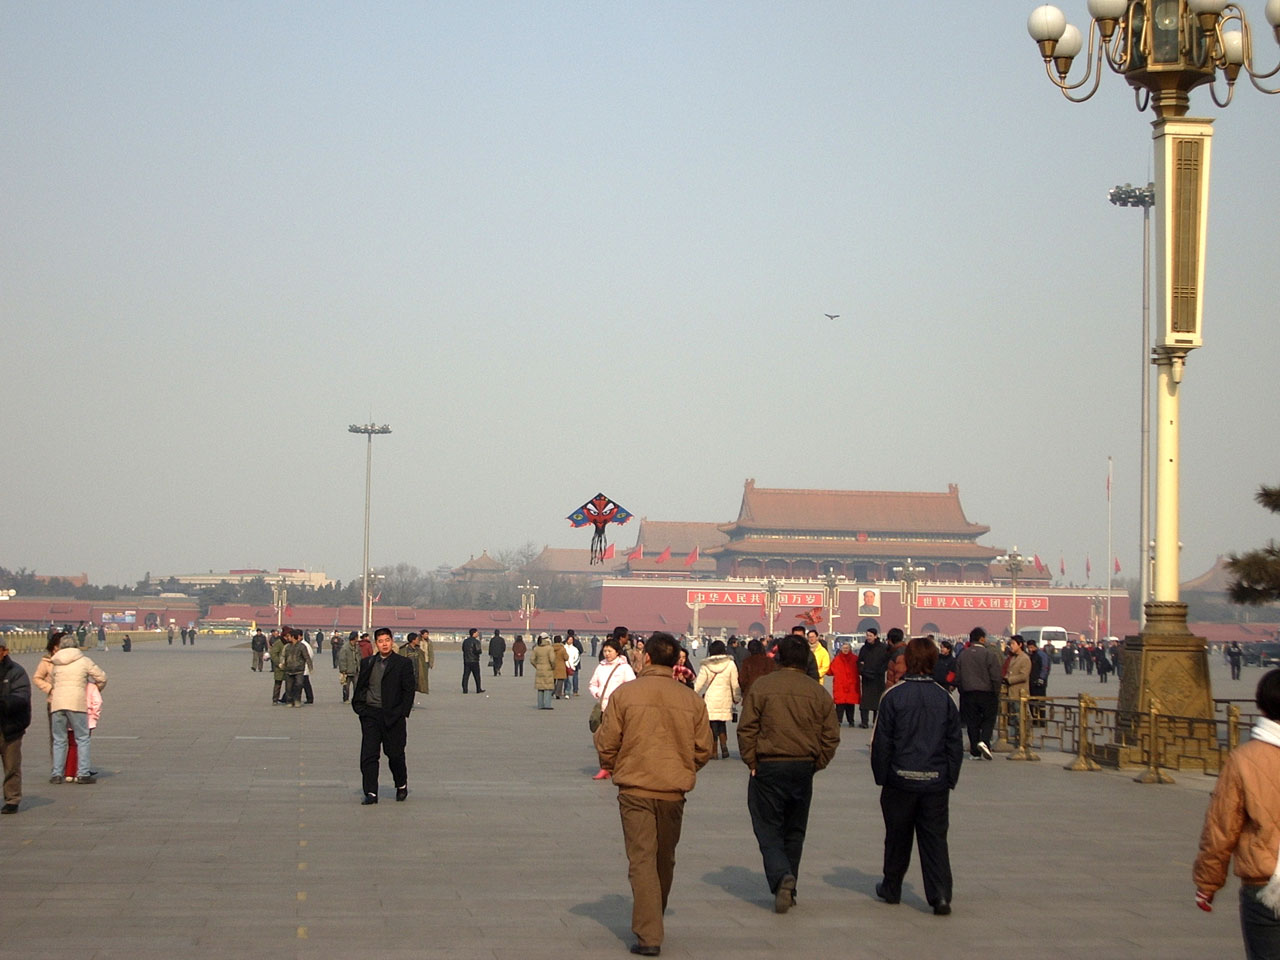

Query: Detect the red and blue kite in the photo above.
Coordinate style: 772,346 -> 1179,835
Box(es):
568,493 -> 633,564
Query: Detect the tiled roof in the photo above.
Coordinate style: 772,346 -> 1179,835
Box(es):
723,479 -> 989,538
528,547 -> 626,576
1181,556 -> 1236,593
720,537 -> 1000,561
453,551 -> 506,573
634,520 -> 730,554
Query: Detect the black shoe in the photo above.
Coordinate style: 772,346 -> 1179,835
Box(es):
875,882 -> 900,904
629,945 -> 660,957
395,786 -> 408,802
75,775 -> 97,784
775,874 -> 796,914
361,794 -> 378,805
859,721 -> 869,729
933,901 -> 951,916
1,803 -> 18,814
477,689 -> 485,693
50,775 -> 62,784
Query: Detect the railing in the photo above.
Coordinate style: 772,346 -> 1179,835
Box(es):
989,691 -> 1260,779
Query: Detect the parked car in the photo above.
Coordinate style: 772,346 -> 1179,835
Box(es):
1250,641 -> 1280,668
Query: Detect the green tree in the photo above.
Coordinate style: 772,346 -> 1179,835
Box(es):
1226,484 -> 1280,605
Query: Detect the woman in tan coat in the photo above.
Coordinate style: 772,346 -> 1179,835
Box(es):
694,640 -> 741,759
530,635 -> 557,710
33,642 -> 106,783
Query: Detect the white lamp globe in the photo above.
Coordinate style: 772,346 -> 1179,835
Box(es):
1028,4 -> 1067,42
1056,23 -> 1084,58
1220,29 -> 1244,63
1088,0 -> 1130,19
1188,0 -> 1228,14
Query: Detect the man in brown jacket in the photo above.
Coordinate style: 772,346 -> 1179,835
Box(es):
1002,636 -> 1031,747
737,635 -> 840,913
593,631 -> 713,957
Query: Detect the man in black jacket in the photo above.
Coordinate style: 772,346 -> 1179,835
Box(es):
954,626 -> 1002,759
0,637 -> 33,814
461,628 -> 484,694
857,629 -> 890,728
351,627 -> 417,804
488,629 -> 506,678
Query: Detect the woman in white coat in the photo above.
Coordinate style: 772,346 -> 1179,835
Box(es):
587,638 -> 636,780
694,639 -> 741,759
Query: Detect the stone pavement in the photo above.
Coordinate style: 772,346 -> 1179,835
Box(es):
0,637 -> 1256,960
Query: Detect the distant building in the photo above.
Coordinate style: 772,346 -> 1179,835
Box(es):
450,552 -> 506,584
163,568 -> 334,590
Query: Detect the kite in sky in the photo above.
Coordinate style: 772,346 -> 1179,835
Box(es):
568,493 -> 634,564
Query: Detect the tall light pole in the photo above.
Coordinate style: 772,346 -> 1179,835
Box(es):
1027,0 -> 1279,724
821,567 -> 843,641
519,579 -> 539,638
891,559 -> 925,636
1109,180 -> 1155,630
996,549 -> 1026,636
762,576 -> 782,637
349,422 -> 391,635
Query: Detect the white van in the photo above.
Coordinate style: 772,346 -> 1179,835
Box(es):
1018,626 -> 1069,652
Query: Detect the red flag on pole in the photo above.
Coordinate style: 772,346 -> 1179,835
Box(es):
655,546 -> 672,564
372,592 -> 381,603
1114,557 -> 1122,574
602,543 -> 615,560
1033,554 -> 1045,574
627,544 -> 644,562
1086,556 -> 1092,579
684,545 -> 699,567
1059,556 -> 1065,576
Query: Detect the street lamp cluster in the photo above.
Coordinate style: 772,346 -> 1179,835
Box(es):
1029,1 -> 1280,111
1026,2 -> 1277,723
349,423 -> 392,635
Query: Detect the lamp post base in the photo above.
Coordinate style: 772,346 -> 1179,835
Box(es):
1095,602 -> 1219,772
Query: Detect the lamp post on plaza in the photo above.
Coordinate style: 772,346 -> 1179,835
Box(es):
1109,180 -> 1156,631
891,559 -> 926,636
348,422 -> 391,636
995,549 -> 1026,636
519,580 -> 539,638
270,576 -> 288,630
1027,1 -> 1279,723
821,567 -> 843,642
762,576 -> 782,637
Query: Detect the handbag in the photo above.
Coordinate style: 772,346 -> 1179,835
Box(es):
587,662 -> 624,733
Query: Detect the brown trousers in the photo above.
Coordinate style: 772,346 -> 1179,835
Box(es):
618,793 -> 685,947
1,732 -> 22,805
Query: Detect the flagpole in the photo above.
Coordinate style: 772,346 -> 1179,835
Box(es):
1106,456 -> 1113,640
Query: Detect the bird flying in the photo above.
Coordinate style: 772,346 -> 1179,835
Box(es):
824,313 -> 840,321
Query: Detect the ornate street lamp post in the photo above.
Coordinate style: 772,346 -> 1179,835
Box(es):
1028,0 -> 1278,725
762,576 -> 782,637
519,579 -> 539,638
349,423 -> 391,635
891,559 -> 925,636
996,549 -> 1026,636
822,567 -> 844,642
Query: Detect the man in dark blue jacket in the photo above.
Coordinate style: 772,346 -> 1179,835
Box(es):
0,637 -> 33,814
871,636 -> 963,915
461,628 -> 484,694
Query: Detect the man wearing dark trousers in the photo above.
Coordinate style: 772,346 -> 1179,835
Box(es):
737,635 -> 841,913
351,627 -> 416,805
461,628 -> 484,693
953,627 -> 1002,760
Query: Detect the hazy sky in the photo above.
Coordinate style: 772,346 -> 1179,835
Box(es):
3,2 -> 1278,589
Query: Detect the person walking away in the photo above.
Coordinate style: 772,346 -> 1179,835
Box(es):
593,632 -> 713,956
551,636 -> 569,700
358,633 -> 374,660
300,634 -> 317,704
34,642 -> 106,785
858,629 -> 891,728
409,630 -> 433,696
281,629 -> 313,707
954,627 -> 1002,760
1001,635 -> 1031,747
884,628 -> 908,690
351,627 -> 416,804
588,639 -> 636,779
739,638 -> 779,699
251,629 -> 267,672
1095,643 -> 1112,683
489,629 -> 506,677
512,635 -> 527,678
96,622 -> 107,652
338,632 -> 362,703
569,631 -> 585,696
565,637 -> 582,697
871,636 -> 962,915
530,634 -> 556,709
694,640 -> 741,760
1193,668 -> 1280,959
331,628 -> 343,669
829,641 -> 862,727
461,628 -> 485,694
737,635 -> 840,913
0,636 -> 33,813
1227,642 -> 1244,681
1028,638 -> 1050,725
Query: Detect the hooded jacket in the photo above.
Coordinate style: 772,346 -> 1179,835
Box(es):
693,655 -> 741,722
34,647 -> 107,713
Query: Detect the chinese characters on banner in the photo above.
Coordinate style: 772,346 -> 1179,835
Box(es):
916,595 -> 1049,611
685,590 -> 824,607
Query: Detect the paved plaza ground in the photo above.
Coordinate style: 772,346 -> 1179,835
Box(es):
0,635 -> 1262,959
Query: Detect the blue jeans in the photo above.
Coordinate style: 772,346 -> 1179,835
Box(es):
537,689 -> 553,709
1240,884 -> 1280,960
51,710 -> 90,778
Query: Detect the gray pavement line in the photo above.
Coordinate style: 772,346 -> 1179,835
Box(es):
234,735 -> 291,740
92,735 -> 141,740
